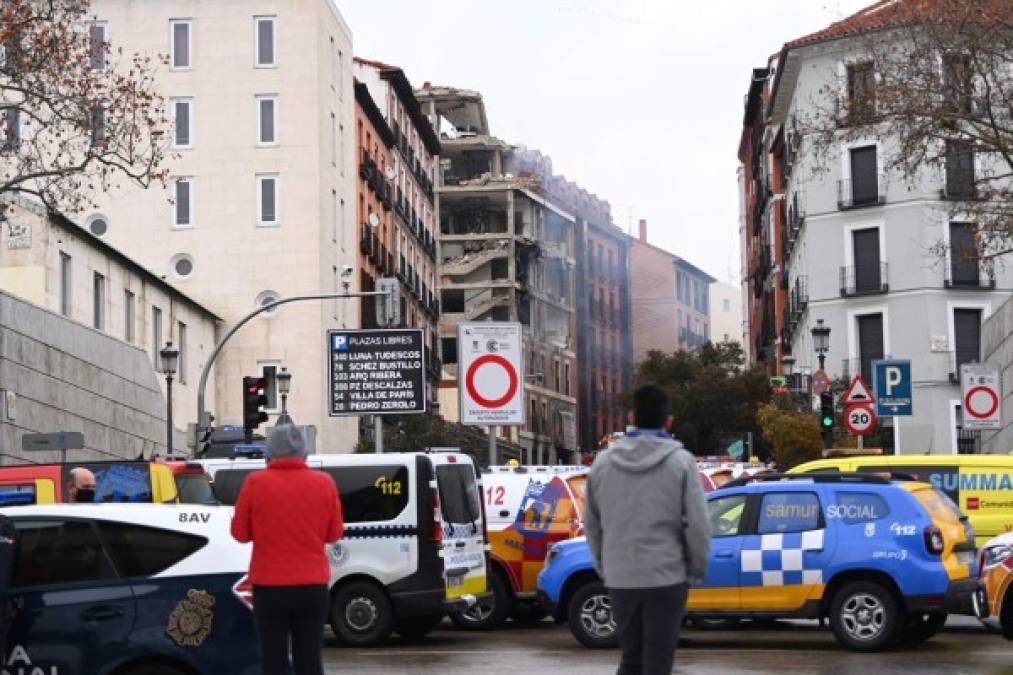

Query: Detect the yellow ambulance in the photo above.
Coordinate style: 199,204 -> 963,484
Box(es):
790,455 -> 1013,546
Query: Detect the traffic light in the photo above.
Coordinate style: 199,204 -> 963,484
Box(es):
820,391 -> 835,429
243,376 -> 269,442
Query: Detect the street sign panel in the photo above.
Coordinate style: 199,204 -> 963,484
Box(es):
812,369 -> 831,396
459,323 -> 524,426
328,329 -> 426,416
21,431 -> 84,452
842,375 -> 875,405
961,363 -> 1001,430
872,359 -> 913,417
844,403 -> 877,436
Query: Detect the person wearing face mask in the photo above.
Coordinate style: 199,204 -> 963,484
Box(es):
67,468 -> 97,503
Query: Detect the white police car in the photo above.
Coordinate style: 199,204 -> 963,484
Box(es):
0,503 -> 257,675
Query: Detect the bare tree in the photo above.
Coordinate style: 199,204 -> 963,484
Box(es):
0,0 -> 169,224
805,0 -> 1013,261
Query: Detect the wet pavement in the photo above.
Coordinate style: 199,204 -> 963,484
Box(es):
323,616 -> 1013,674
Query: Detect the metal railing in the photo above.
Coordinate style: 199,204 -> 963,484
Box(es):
837,176 -> 886,210
839,262 -> 889,296
944,261 -> 995,290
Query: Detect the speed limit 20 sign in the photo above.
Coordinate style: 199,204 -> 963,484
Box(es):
844,403 -> 877,436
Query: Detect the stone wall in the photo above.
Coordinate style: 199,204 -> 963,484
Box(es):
0,291 -> 169,464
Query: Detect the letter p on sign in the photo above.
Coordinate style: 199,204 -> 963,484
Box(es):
885,366 -> 902,395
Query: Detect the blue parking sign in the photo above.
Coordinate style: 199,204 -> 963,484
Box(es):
872,359 -> 912,416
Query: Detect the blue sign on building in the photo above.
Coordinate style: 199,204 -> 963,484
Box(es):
872,359 -> 912,417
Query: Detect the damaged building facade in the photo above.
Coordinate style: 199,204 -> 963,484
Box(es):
416,85 -> 584,463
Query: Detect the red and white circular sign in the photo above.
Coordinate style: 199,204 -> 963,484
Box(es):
844,403 -> 877,436
964,385 -> 999,420
464,354 -> 519,409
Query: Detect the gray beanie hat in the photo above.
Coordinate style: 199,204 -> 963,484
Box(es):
266,424 -> 307,460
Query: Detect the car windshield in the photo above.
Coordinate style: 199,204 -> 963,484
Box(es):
436,463 -> 481,526
176,473 -> 217,505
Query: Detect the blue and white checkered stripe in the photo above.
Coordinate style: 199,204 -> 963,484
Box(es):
741,530 -> 825,587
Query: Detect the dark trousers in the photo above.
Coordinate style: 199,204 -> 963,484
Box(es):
253,584 -> 329,675
609,584 -> 689,675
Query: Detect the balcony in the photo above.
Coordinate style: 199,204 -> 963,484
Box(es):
840,263 -> 889,296
944,263 -> 996,290
940,182 -> 985,202
837,176 -> 886,210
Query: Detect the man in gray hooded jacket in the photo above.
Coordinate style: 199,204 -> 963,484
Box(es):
585,383 -> 710,675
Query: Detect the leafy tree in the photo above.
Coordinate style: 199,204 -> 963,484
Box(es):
356,413 -> 524,468
756,403 -> 823,470
804,0 -> 1013,259
0,0 -> 169,223
635,342 -> 770,455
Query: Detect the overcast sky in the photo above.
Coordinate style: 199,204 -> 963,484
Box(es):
340,0 -> 871,285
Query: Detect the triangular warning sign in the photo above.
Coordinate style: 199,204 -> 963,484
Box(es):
843,375 -> 876,405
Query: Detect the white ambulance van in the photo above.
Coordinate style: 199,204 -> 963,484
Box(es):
201,450 -> 487,646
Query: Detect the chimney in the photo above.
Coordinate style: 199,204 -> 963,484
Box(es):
638,219 -> 647,243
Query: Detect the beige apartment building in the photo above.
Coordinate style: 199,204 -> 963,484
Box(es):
88,0 -> 359,451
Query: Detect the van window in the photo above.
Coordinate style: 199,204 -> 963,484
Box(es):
708,494 -> 747,537
324,466 -> 410,523
830,492 -> 890,524
211,469 -> 256,505
13,519 -> 117,587
62,463 -> 153,503
435,464 -> 481,525
98,521 -> 208,577
858,465 -> 958,502
758,492 -> 822,534
176,473 -> 217,505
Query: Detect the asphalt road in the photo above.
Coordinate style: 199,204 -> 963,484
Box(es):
323,616 -> 1013,674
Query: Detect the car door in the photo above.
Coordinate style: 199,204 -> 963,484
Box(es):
430,455 -> 488,601
687,491 -> 752,611
739,490 -> 827,611
5,518 -> 135,673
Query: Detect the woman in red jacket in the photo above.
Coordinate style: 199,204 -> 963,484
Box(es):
231,425 -> 343,675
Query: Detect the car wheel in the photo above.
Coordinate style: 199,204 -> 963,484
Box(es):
331,581 -> 395,647
829,580 -> 901,652
395,614 -> 444,640
899,612 -> 946,644
567,581 -> 618,649
449,570 -> 513,630
688,616 -> 742,630
511,604 -> 548,625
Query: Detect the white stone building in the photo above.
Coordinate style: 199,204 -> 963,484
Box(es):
709,281 -> 743,346
87,0 -> 360,450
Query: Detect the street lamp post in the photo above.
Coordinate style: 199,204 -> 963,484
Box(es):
159,341 -> 179,457
276,367 -> 293,426
810,319 -> 832,449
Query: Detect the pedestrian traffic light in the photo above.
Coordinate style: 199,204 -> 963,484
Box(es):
243,376 -> 269,442
820,391 -> 834,430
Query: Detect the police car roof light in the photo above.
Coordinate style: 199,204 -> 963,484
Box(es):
233,444 -> 266,458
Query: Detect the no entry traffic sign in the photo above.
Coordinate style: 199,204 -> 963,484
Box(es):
844,403 -> 877,436
961,363 -> 1002,431
459,323 -> 524,426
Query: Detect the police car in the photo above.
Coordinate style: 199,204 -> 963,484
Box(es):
0,503 -> 258,675
537,473 -> 977,652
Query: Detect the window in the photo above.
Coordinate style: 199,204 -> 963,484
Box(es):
857,312 -> 884,385
846,61 -> 876,123
256,95 -> 277,145
723,298 -> 731,312
708,494 -> 747,537
757,492 -> 822,534
324,465 -> 410,523
949,222 -> 980,286
255,290 -> 280,316
1,106 -> 18,153
170,20 -> 191,69
255,16 -> 276,67
177,321 -> 187,384
174,178 -> 192,227
12,519 -> 116,587
97,521 -> 206,578
59,252 -> 72,316
90,106 -> 105,146
171,253 -> 195,279
87,215 -> 108,237
564,362 -> 571,397
944,140 -> 975,199
152,306 -> 162,363
258,361 -> 280,411
943,52 -> 973,115
171,98 -> 192,148
330,113 -> 336,166
441,337 -> 458,365
332,266 -> 339,319
124,290 -> 135,343
210,469 -> 254,505
92,272 -> 105,330
89,23 -> 106,70
851,226 -> 882,293
256,174 -> 278,225
554,359 -> 561,393
830,493 -> 890,525
337,49 -> 343,97
954,308 -> 983,371
436,464 -> 481,526
848,145 -> 879,207
332,191 -> 339,243
339,124 -> 345,175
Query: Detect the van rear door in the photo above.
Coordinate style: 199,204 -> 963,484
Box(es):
430,454 -> 487,602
